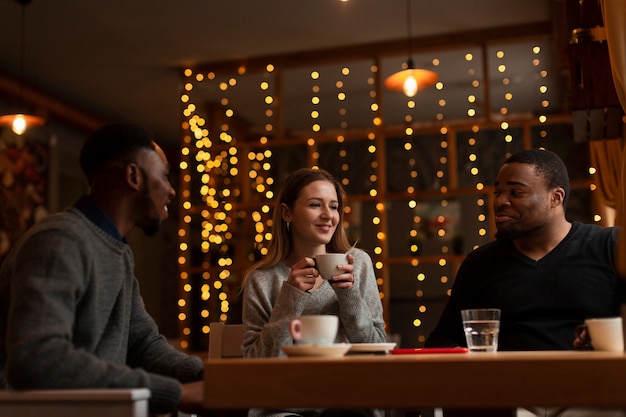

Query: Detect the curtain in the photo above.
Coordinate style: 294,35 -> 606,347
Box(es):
590,139 -> 621,224
599,0 -> 626,275
600,0 -> 626,116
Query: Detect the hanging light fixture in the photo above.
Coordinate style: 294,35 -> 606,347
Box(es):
384,0 -> 438,97
0,0 -> 45,135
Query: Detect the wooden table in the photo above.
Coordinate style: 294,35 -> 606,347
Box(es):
203,351 -> 626,410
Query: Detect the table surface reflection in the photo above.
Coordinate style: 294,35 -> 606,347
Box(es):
203,350 -> 626,410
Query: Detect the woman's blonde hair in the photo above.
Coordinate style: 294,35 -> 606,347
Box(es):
242,168 -> 352,285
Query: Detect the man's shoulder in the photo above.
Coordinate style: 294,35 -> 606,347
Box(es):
18,208 -> 119,252
466,239 -> 505,257
21,209 -> 83,237
571,221 -> 616,238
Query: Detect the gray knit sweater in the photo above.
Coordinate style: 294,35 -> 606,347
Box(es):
242,248 -> 387,358
0,206 -> 203,414
242,248 -> 386,417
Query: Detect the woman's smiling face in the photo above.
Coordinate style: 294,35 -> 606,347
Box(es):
285,180 -> 340,247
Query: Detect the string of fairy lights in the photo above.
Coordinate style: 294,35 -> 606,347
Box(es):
175,40 -> 594,350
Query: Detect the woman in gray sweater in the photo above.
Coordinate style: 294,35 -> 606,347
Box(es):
242,168 -> 386,417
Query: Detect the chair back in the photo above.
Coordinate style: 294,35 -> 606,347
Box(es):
208,322 -> 244,359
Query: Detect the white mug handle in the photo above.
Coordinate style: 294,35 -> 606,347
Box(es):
289,318 -> 303,341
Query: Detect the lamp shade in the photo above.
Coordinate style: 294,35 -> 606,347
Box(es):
0,0 -> 47,135
384,68 -> 438,97
0,113 -> 45,135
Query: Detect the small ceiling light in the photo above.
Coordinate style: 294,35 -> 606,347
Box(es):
384,0 -> 438,97
0,0 -> 45,135
0,113 -> 44,135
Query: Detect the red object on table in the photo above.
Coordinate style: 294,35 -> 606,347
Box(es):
391,347 -> 469,354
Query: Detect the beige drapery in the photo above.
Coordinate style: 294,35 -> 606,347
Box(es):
600,0 -> 626,115
590,139 -> 621,225
598,0 -> 626,275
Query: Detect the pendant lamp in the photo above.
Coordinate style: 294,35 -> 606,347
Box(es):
384,0 -> 438,97
0,0 -> 45,135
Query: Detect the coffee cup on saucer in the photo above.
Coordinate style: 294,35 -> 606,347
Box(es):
289,315 -> 338,346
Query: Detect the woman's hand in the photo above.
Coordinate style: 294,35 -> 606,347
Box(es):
286,257 -> 319,292
328,253 -> 355,289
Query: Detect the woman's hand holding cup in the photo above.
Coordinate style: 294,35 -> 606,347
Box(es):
286,257 -> 320,292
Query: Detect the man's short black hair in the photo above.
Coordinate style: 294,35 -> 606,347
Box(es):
80,122 -> 156,185
504,148 -> 570,208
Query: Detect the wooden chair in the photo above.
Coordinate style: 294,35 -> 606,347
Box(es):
0,388 -> 150,417
207,322 -> 247,417
174,323 -> 245,417
208,322 -> 244,359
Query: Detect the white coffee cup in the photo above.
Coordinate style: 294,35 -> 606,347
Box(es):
583,317 -> 624,352
289,315 -> 338,345
314,253 -> 348,280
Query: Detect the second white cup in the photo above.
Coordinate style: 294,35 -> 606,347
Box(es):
289,315 -> 338,346
584,317 -> 624,352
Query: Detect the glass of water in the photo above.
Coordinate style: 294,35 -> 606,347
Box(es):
461,308 -> 501,352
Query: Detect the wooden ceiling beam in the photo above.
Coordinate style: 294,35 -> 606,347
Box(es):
187,21 -> 552,75
0,67 -> 105,133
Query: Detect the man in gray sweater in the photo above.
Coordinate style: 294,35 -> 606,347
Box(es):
0,122 -> 205,415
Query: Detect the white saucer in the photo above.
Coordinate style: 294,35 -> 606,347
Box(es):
281,343 -> 351,357
348,342 -> 396,353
